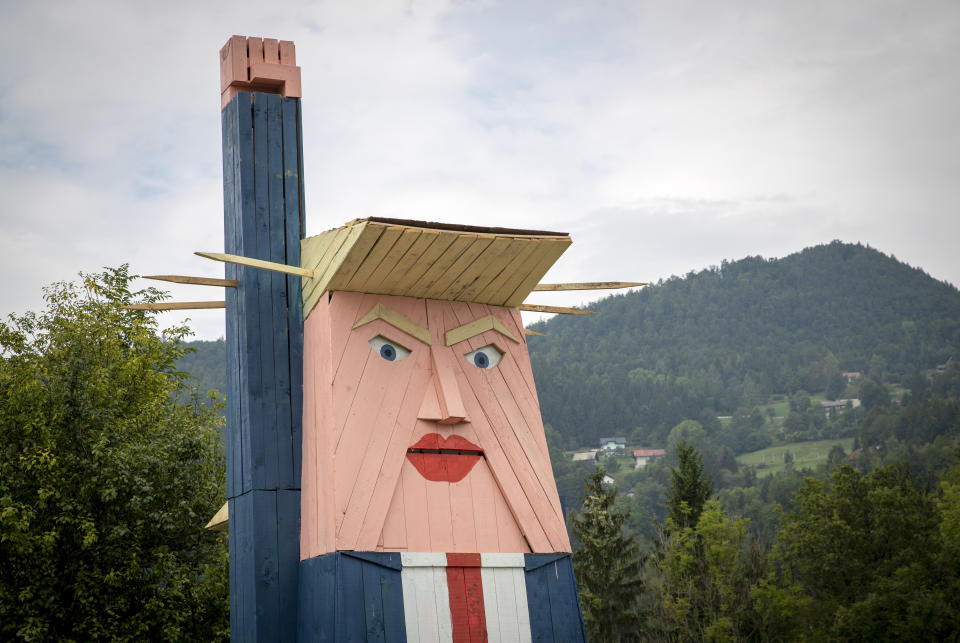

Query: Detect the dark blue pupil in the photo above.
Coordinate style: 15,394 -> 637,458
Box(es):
474,352 -> 489,368
380,344 -> 396,361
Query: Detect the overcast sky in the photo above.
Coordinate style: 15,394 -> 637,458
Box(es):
2,1 -> 957,341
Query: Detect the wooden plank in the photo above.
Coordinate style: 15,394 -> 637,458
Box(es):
481,566 -> 502,643
344,226 -> 404,292
470,462 -> 504,552
449,472 -> 478,553
339,553 -> 367,641
522,557 -> 554,642
422,236 -> 493,300
517,304 -> 597,315
457,237 -> 529,303
481,553 -> 525,568
444,314 -> 519,346
473,238 -> 537,304
205,501 -> 229,531
196,250 -> 313,277
280,97 -> 304,491
358,228 -> 422,293
400,562 -> 423,642
523,328 -> 544,337
122,301 -> 225,310
236,91 -> 258,496
533,281 -> 646,291
267,92 -> 295,491
229,493 -> 252,640
380,468 -> 408,550
440,236 -> 512,301
415,234 -> 475,295
483,239 -> 548,307
301,225 -> 355,313
547,555 -> 586,642
252,490 -> 280,641
380,556 -> 407,643
511,564 -> 533,642
381,229 -> 439,295
222,96 -> 240,499
143,275 -> 238,287
389,230 -> 457,295
361,559 -> 388,643
326,223 -> 384,291
277,489 -> 300,642
253,93 -> 279,491
503,238 -> 571,307
297,554 -> 337,641
353,302 -> 432,346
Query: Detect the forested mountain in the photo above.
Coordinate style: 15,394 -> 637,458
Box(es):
527,241 -> 960,447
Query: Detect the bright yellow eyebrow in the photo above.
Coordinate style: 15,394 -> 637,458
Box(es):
353,303 -> 432,345
445,315 -> 520,346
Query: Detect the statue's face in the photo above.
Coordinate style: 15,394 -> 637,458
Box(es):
300,292 -> 570,557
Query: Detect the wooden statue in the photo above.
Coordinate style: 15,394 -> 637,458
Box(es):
136,34 -> 640,642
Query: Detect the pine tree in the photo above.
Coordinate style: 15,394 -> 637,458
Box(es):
667,440 -> 714,530
572,468 -> 644,642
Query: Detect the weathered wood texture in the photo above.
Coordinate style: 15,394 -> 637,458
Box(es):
523,554 -> 587,642
298,552 -> 406,642
300,292 -> 571,559
299,221 -> 572,317
222,90 -> 304,641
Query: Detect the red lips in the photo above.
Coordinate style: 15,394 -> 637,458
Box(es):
407,433 -> 483,482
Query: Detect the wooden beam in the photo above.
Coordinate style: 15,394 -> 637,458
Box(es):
352,303 -> 432,346
122,301 -> 226,311
144,275 -> 238,287
532,281 -> 646,291
518,304 -> 597,315
195,251 -> 314,278
205,501 -> 229,532
444,314 -> 520,346
524,328 -> 545,337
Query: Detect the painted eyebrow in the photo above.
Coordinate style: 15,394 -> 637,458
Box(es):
445,315 -> 520,347
353,303 -> 432,345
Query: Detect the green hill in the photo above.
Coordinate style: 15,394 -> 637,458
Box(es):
527,241 -> 960,448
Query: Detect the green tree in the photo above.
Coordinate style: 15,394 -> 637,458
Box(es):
774,463 -> 960,640
572,468 -> 644,642
0,268 -> 229,642
668,440 -> 714,530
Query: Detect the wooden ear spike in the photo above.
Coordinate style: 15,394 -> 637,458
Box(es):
518,304 -> 597,315
145,275 -> 238,287
533,281 -> 646,291
205,501 -> 229,532
195,251 -> 314,277
122,302 -> 226,311
524,328 -> 545,337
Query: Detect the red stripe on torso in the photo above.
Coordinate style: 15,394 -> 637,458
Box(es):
446,553 -> 487,642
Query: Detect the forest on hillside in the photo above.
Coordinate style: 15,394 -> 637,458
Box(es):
528,241 -> 960,449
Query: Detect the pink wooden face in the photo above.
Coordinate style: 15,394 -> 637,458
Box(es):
300,292 -> 571,558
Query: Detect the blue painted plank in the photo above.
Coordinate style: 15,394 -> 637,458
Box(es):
266,93 -> 294,490
252,490 -> 280,641
361,558 -> 387,643
251,93 -> 278,491
379,559 -> 407,643
235,91 -> 258,494
232,492 -> 256,641
221,96 -> 240,499
298,554 -> 338,642
525,554 -> 554,642
340,553 -> 368,641
282,97 -> 304,487
277,489 -> 300,642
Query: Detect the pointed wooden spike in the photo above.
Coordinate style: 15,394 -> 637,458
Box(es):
144,275 -> 238,287
121,301 -> 226,311
518,304 -> 597,315
195,251 -> 314,278
524,328 -> 545,337
205,501 -> 229,532
532,281 -> 647,291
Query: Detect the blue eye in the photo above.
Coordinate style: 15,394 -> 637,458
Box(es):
369,335 -> 411,362
465,344 -> 503,369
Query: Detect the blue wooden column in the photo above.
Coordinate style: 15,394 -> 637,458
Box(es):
221,90 -> 304,642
